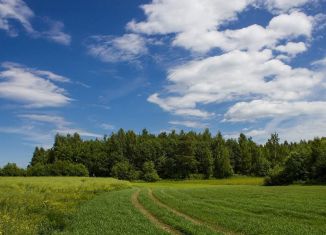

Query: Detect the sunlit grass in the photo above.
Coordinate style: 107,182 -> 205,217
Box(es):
1,176 -> 325,235
0,177 -> 130,235
153,185 -> 326,235
58,188 -> 168,235
133,176 -> 264,188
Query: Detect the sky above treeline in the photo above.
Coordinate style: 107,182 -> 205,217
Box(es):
0,0 -> 325,166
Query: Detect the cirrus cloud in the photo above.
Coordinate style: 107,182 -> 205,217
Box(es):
0,62 -> 71,108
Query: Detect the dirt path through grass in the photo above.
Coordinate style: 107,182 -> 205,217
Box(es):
131,190 -> 183,235
149,189 -> 241,235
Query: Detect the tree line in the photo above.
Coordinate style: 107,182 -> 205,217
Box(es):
0,129 -> 325,184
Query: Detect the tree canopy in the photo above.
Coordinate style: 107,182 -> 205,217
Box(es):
1,129 -> 325,184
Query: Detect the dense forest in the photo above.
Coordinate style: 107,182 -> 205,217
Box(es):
0,129 -> 325,185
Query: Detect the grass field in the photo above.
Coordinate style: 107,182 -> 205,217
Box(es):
1,177 -> 325,235
0,177 -> 130,235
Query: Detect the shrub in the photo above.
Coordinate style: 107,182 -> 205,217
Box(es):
27,163 -> 47,176
264,165 -> 289,186
111,161 -> 139,181
0,163 -> 26,176
27,161 -> 89,176
142,161 -> 160,182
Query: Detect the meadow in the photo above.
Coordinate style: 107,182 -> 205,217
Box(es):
0,176 -> 326,235
0,177 -> 130,235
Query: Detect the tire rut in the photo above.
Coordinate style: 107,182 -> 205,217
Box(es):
131,189 -> 183,235
148,189 -> 242,235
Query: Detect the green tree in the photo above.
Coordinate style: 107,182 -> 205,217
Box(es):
142,161 -> 160,182
283,151 -> 308,182
310,138 -> 326,182
213,147 -> 233,178
266,133 -> 283,168
111,161 -> 139,180
176,155 -> 198,179
0,163 -> 25,176
238,133 -> 252,174
251,146 -> 270,176
195,142 -> 213,178
212,133 -> 233,178
30,147 -> 49,166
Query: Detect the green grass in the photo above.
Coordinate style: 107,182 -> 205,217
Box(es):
58,188 -> 168,235
152,185 -> 326,235
1,176 -> 325,235
133,176 -> 264,188
0,177 -> 130,235
138,188 -> 221,235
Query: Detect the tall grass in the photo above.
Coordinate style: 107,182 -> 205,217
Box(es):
0,177 -> 130,235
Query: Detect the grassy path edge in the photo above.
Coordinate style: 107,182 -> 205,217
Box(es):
131,189 -> 183,235
149,189 -> 241,235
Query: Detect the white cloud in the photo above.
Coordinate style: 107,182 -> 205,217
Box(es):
224,100 -> 326,122
87,34 -> 147,62
262,0 -> 313,13
0,114 -> 102,147
148,93 -> 213,118
241,114 -> 326,143
128,0 -> 314,53
275,41 -> 307,57
312,56 -> 326,67
149,49 -> 322,118
0,0 -> 71,45
0,0 -> 34,35
0,125 -> 54,148
55,128 -> 102,138
0,62 -> 71,108
169,120 -> 208,128
18,114 -> 71,128
41,20 -> 71,45
267,11 -> 313,37
135,0 -> 325,140
100,123 -> 115,130
174,11 -> 313,53
128,0 -> 252,34
128,0 -> 254,53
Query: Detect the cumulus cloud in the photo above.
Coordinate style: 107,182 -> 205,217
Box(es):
148,93 -> 213,118
225,100 -> 326,122
0,62 -> 71,108
127,0 -> 314,53
87,34 -> 147,63
174,11 -> 313,53
0,0 -> 71,45
240,114 -> 326,143
149,49 -> 322,118
85,0 -> 325,140
128,0 -> 255,53
275,42 -> 307,57
128,0 -> 251,34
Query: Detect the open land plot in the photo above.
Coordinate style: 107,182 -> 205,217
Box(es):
1,177 -> 325,235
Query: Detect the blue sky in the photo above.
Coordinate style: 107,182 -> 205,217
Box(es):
0,0 -> 325,167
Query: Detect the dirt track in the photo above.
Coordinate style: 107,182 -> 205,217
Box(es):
131,189 -> 183,235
